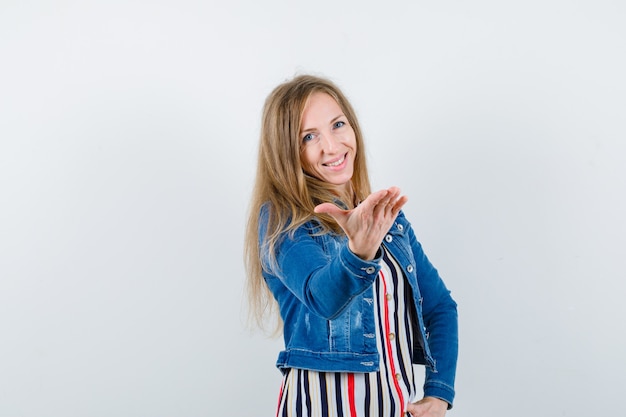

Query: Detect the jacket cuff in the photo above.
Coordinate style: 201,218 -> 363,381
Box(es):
423,381 -> 455,409
339,243 -> 382,280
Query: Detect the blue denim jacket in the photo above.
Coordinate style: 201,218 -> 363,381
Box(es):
260,208 -> 458,406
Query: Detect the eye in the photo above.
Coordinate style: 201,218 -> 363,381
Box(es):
302,133 -> 315,142
333,120 -> 346,129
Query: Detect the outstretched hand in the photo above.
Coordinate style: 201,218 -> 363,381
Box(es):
314,187 -> 408,260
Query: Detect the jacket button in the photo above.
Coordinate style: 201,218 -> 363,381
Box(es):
365,266 -> 376,274
397,224 -> 404,231
407,265 -> 414,273
385,234 -> 393,243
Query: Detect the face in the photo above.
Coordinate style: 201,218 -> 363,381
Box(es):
299,92 -> 357,193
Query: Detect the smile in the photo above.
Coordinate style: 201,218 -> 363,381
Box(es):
324,154 -> 346,167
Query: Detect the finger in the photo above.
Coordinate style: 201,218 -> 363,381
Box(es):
390,195 -> 408,215
372,192 -> 393,220
364,189 -> 389,208
405,403 -> 418,417
381,187 -> 401,211
377,188 -> 404,222
314,202 -> 346,216
383,200 -> 395,218
383,186 -> 404,208
379,188 -> 400,208
405,402 -> 423,417
379,189 -> 404,218
387,186 -> 401,199
358,190 -> 389,220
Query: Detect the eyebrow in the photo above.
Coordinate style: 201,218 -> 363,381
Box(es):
300,114 -> 346,134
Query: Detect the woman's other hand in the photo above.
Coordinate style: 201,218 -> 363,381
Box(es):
406,397 -> 448,417
314,187 -> 408,260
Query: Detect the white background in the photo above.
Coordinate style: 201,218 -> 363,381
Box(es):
1,1 -> 625,416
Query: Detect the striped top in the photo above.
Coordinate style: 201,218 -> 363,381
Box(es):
276,247 -> 417,417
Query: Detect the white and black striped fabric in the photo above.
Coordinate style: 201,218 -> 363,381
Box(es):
276,247 -> 417,417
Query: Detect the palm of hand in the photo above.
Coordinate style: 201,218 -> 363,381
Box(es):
314,187 -> 408,260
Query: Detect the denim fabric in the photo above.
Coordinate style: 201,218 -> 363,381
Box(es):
260,208 -> 458,406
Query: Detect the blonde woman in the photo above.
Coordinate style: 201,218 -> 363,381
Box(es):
245,75 -> 458,417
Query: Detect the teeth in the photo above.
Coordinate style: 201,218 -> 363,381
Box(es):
326,156 -> 345,167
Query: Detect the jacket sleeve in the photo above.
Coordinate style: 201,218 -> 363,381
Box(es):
403,212 -> 459,408
260,210 -> 381,320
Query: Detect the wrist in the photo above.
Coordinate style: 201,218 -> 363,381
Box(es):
347,242 -> 377,260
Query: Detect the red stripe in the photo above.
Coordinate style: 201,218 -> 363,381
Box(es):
347,373 -> 357,417
380,270 -> 405,414
275,377 -> 285,417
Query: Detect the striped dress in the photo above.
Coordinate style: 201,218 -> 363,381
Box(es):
276,247 -> 417,417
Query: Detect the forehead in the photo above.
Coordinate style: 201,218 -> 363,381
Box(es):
301,92 -> 343,122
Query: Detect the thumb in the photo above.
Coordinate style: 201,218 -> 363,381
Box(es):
405,403 -> 417,416
314,202 -> 346,217
314,203 -> 352,235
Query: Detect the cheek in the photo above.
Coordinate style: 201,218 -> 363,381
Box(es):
345,131 -> 357,148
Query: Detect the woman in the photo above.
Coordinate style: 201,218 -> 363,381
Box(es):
245,75 -> 458,417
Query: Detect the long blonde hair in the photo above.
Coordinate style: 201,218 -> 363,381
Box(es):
244,74 -> 372,332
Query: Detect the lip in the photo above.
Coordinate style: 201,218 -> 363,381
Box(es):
322,153 -> 348,169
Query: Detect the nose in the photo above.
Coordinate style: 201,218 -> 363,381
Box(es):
319,131 -> 340,153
